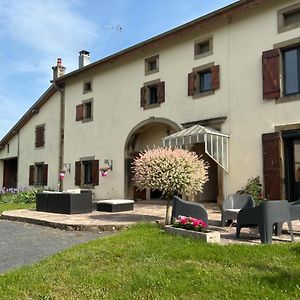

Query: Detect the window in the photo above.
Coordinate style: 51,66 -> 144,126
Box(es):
83,80 -> 92,93
140,80 -> 165,108
283,46 -> 300,96
198,70 -> 212,93
145,55 -> 159,75
35,124 -> 45,148
76,99 -> 93,122
7,143 -> 9,153
262,44 -> 300,100
188,64 -> 220,97
194,36 -> 213,59
29,163 -> 48,186
75,159 -> 99,187
278,3 -> 300,33
83,160 -> 93,184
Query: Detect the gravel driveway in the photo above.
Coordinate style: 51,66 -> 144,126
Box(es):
0,219 -> 110,274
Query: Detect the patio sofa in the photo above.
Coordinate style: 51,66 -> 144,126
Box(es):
36,190 -> 92,214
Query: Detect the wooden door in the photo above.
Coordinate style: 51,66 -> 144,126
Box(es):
262,132 -> 282,200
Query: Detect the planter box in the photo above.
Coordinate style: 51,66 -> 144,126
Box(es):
165,226 -> 220,244
36,191 -> 92,214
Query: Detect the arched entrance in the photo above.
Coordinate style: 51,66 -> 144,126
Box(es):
124,117 -> 181,200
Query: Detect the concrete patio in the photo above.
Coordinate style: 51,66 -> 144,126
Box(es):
1,200 -> 300,244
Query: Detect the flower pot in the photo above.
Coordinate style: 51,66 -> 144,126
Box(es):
164,225 -> 220,244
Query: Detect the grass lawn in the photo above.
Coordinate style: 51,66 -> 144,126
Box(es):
0,223 -> 299,300
0,202 -> 35,213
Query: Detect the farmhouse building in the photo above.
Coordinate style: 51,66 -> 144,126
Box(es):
1,0 -> 300,204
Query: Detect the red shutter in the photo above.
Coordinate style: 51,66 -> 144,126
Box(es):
92,160 -> 99,186
211,65 -> 220,91
29,165 -> 35,186
157,81 -> 165,103
42,164 -> 48,186
262,49 -> 280,99
75,161 -> 81,186
140,87 -> 146,108
35,125 -> 45,148
262,132 -> 282,200
188,72 -> 196,96
76,104 -> 84,121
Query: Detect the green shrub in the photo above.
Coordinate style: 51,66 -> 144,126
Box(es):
0,188 -> 39,204
237,176 -> 266,205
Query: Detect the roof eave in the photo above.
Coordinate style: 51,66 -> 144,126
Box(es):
55,0 -> 263,84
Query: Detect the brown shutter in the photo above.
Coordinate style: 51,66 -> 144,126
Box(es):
140,87 -> 146,108
157,81 -> 165,103
211,65 -> 220,91
29,165 -> 35,186
75,161 -> 81,186
262,49 -> 280,99
92,160 -> 99,186
35,125 -> 45,148
76,104 -> 84,121
42,164 -> 48,186
188,72 -> 196,96
262,132 -> 282,200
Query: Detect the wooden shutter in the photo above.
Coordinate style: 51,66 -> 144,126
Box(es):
262,132 -> 282,200
76,104 -> 84,121
157,81 -> 165,103
75,161 -> 81,186
188,72 -> 196,96
42,164 -> 48,186
262,49 -> 280,99
211,65 -> 220,91
92,160 -> 99,186
35,125 -> 45,148
140,87 -> 147,108
29,165 -> 35,186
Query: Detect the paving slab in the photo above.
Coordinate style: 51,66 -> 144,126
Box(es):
1,201 -> 300,245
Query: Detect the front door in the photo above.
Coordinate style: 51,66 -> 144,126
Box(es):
283,132 -> 300,202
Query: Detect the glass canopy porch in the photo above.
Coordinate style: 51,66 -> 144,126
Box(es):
162,125 -> 229,172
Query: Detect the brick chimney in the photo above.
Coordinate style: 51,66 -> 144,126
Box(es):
79,50 -> 90,68
52,58 -> 66,80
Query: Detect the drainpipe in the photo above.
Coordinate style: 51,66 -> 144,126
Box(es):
54,83 -> 65,192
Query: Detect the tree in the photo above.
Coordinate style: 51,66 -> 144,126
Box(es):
132,147 -> 209,224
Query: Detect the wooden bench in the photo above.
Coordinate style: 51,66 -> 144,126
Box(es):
96,199 -> 134,212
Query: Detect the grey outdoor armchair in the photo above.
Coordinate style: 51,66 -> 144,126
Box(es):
221,194 -> 255,227
236,200 -> 294,244
171,196 -> 208,226
276,199 -> 300,234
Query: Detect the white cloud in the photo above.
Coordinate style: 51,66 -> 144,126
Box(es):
0,0 -> 100,74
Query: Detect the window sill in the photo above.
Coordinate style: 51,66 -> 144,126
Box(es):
82,117 -> 93,123
192,90 -> 215,99
194,50 -> 213,60
145,69 -> 159,76
35,146 -> 45,150
276,94 -> 300,104
143,103 -> 161,110
80,184 -> 95,189
83,89 -> 93,94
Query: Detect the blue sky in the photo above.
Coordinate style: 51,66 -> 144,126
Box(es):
0,0 -> 236,140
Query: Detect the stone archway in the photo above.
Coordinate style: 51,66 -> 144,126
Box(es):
124,117 -> 181,200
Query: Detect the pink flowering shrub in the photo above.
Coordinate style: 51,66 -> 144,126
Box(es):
172,215 -> 207,232
132,147 -> 209,223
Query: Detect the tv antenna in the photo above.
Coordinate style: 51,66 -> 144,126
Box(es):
104,24 -> 124,50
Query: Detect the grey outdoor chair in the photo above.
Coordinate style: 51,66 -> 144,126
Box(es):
221,194 -> 255,227
171,196 -> 208,226
276,199 -> 300,234
236,200 -> 294,244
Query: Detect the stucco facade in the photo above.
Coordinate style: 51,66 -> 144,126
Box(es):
2,0 -> 300,203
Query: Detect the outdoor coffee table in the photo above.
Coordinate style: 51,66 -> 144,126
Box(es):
96,199 -> 134,212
